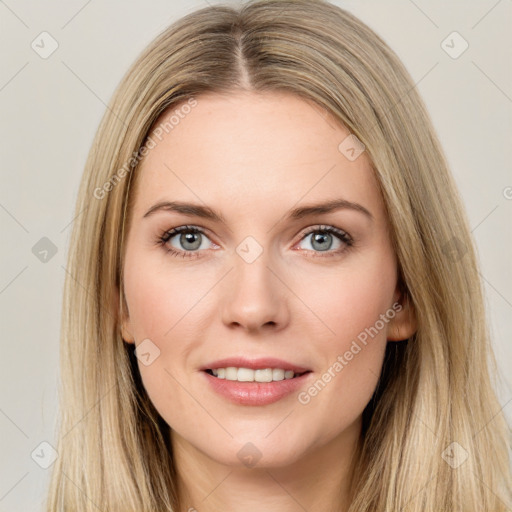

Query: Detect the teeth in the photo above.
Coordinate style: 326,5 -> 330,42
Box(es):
272,369 -> 285,381
210,367 -> 300,382
239,367 -> 257,381
225,367 -> 238,380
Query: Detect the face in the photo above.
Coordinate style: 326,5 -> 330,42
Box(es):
120,91 -> 416,468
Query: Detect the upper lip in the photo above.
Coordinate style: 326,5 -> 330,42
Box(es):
200,357 -> 311,373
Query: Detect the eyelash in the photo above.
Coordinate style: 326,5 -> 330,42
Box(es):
156,224 -> 354,259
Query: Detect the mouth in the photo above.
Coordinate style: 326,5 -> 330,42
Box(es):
201,366 -> 314,406
199,357 -> 313,405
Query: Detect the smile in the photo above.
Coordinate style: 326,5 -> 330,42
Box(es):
202,368 -> 313,406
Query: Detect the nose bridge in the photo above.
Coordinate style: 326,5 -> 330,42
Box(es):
220,242 -> 289,331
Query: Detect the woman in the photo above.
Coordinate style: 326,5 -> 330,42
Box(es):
45,0 -> 512,510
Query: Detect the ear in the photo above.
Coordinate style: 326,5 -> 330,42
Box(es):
117,286 -> 135,344
387,286 -> 417,342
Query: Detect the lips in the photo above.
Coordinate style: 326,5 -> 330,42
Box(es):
202,368 -> 313,406
199,356 -> 313,405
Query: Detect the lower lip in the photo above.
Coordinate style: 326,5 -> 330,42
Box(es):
202,370 -> 312,406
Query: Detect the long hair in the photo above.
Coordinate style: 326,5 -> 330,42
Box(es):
45,1 -> 512,510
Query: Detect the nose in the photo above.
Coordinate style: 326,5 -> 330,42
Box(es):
220,250 -> 290,333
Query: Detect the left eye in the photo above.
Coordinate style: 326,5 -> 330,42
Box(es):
161,226 -> 213,254
296,229 -> 346,252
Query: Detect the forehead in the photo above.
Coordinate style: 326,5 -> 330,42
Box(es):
132,91 -> 385,222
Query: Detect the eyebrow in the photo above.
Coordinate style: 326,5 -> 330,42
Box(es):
143,198 -> 373,223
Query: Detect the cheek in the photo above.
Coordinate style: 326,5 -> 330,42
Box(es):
293,251 -> 396,426
122,254 -> 198,424
123,249 -> 207,341
122,249 -> 216,406
296,249 -> 397,346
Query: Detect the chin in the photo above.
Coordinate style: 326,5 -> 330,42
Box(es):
203,435 -> 310,469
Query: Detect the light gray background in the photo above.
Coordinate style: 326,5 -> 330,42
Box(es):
1,0 -> 511,509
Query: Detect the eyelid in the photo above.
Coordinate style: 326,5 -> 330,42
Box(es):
161,224 -> 214,240
295,224 -> 351,241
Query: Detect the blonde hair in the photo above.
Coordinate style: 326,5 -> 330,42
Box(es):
46,1 -> 512,510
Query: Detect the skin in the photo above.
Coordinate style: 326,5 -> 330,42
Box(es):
120,91 -> 417,512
